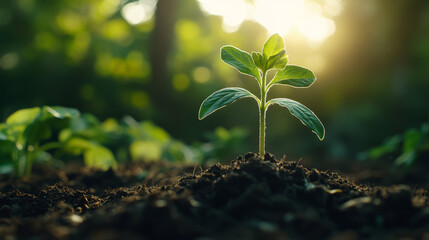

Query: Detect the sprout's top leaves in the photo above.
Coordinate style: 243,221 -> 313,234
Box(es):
273,56 -> 288,70
266,50 -> 286,70
251,52 -> 265,70
263,33 -> 284,59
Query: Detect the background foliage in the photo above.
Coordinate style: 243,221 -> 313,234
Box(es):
1,0 -> 428,168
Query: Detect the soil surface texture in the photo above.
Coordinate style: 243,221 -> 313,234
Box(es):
1,153 -> 428,240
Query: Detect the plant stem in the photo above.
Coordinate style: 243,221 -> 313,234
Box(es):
259,71 -> 267,158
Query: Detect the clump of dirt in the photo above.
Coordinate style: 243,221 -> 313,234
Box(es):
1,153 -> 428,240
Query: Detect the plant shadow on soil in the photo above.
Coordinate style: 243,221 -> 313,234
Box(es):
0,153 -> 428,240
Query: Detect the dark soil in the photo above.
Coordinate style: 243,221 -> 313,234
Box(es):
1,153 -> 428,240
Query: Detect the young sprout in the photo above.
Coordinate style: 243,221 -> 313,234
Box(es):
198,34 -> 325,158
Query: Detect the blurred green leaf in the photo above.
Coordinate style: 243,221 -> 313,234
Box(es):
393,129 -> 422,167
6,107 -> 41,125
63,137 -> 94,155
0,132 -> 7,141
198,127 -> 248,164
163,140 -> 194,162
395,150 -> 416,167
139,122 -> 170,143
367,135 -> 401,159
402,129 -> 421,153
130,140 -> 162,161
84,145 -> 117,170
44,106 -> 80,119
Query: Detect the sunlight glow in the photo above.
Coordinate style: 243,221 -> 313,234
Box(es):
253,0 -> 305,35
121,0 -> 157,25
197,0 -> 342,46
324,0 -> 343,17
297,14 -> 336,46
198,0 -> 248,33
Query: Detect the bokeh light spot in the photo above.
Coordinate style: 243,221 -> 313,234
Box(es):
0,52 -> 19,70
193,66 -> 211,83
254,0 -> 305,35
35,32 -> 60,52
67,32 -> 91,62
102,19 -> 132,44
297,14 -> 336,46
172,74 -> 190,91
176,19 -> 200,41
56,11 -> 84,34
324,0 -> 343,17
122,2 -> 146,25
131,91 -> 149,109
121,0 -> 157,25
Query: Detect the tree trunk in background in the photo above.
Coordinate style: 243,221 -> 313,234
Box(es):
150,0 -> 178,121
388,0 -> 423,128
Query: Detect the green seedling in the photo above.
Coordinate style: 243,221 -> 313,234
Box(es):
0,106 -> 80,177
198,34 -> 325,157
359,122 -> 429,173
0,107 -> 120,177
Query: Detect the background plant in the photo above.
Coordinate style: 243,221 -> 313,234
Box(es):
358,121 -> 429,173
199,34 -> 325,157
0,105 -> 246,177
0,106 -> 79,177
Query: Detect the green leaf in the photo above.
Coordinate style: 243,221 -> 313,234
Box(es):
6,107 -> 41,125
402,129 -> 421,153
138,121 -> 171,144
63,137 -> 94,155
395,150 -> 416,167
266,50 -> 286,70
252,52 -> 265,70
63,137 -> 117,170
199,87 -> 257,120
130,140 -> 162,161
268,98 -> 325,140
24,121 -> 52,145
270,65 -> 316,88
263,34 -> 284,59
221,46 -> 260,80
0,132 -> 7,141
84,145 -> 117,170
367,135 -> 402,159
43,106 -> 80,120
